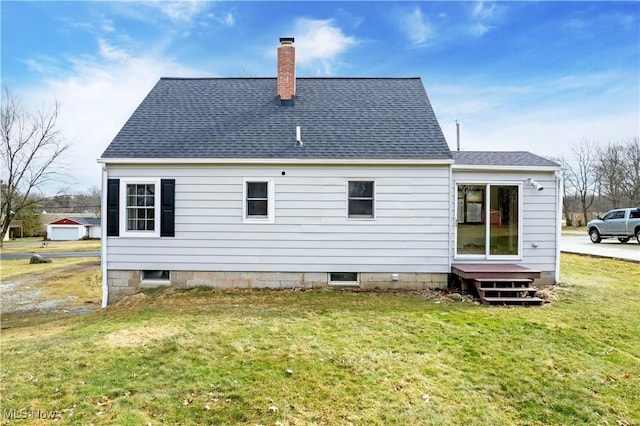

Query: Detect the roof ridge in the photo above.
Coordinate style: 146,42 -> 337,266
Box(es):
159,76 -> 423,81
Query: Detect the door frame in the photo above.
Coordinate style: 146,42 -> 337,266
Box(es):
454,181 -> 523,261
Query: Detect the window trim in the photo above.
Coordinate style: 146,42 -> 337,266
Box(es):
346,180 -> 375,220
454,181 -> 523,260
120,178 -> 161,237
242,178 -> 275,223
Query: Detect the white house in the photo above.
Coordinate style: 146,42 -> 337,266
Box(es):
98,38 -> 561,307
47,217 -> 102,241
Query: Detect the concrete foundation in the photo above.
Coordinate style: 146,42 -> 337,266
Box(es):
106,270 -> 449,305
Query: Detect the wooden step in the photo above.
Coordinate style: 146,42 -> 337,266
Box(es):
481,296 -> 543,305
477,286 -> 537,293
477,287 -> 538,299
474,278 -> 533,288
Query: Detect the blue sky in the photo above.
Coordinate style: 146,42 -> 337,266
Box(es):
2,1 -> 639,191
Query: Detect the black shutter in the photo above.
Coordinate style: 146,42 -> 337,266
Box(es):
161,179 -> 175,237
106,179 -> 120,236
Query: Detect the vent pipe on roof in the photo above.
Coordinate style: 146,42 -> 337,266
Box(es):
296,125 -> 303,146
277,37 -> 296,103
456,120 -> 460,151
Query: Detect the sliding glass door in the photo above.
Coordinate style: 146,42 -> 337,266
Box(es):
456,183 -> 521,258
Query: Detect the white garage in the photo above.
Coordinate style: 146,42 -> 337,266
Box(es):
46,217 -> 102,241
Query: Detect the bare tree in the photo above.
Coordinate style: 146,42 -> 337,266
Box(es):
596,142 -> 627,209
1,87 -> 69,246
558,157 -> 579,226
623,137 -> 640,206
564,141 -> 599,225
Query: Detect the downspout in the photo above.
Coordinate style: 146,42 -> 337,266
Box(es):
554,170 -> 562,284
101,163 -> 109,308
447,162 -> 453,273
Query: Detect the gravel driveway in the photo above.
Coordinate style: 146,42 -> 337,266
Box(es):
0,261 -> 102,316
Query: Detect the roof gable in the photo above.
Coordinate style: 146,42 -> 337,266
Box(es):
48,217 -> 100,226
101,78 -> 452,161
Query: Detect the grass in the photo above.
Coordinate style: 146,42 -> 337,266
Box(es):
0,239 -> 101,254
1,257 -> 98,281
1,255 -> 639,425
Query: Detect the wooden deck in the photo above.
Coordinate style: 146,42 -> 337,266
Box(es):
451,263 -> 543,306
452,263 -> 541,280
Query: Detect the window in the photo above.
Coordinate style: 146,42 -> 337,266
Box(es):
243,179 -> 275,223
348,181 -> 374,218
247,182 -> 268,217
108,178 -> 174,238
127,183 -> 155,231
119,179 -> 161,237
604,210 -> 625,220
456,183 -> 521,258
141,270 -> 170,281
329,272 -> 359,285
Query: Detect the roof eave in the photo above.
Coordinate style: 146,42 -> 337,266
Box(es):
98,157 -> 455,166
452,164 -> 561,172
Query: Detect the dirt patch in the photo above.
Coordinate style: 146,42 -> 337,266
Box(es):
99,324 -> 185,348
536,284 -> 571,303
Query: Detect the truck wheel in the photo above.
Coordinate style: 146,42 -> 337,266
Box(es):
618,238 -> 629,243
589,228 -> 601,243
636,229 -> 640,244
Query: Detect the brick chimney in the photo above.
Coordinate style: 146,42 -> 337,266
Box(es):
277,37 -> 296,101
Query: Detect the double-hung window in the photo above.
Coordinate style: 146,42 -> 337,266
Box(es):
243,179 -> 275,223
118,179 -> 161,237
126,183 -> 156,231
107,178 -> 174,238
348,180 -> 375,218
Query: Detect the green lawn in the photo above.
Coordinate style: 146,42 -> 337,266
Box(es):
1,239 -> 101,254
1,254 -> 638,425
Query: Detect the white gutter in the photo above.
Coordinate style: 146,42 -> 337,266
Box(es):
447,163 -> 453,272
100,164 -> 109,308
97,157 -> 455,166
452,164 -> 561,172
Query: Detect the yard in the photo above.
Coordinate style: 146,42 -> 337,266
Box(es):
0,254 -> 638,425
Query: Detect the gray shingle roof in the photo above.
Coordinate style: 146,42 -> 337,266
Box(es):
451,151 -> 560,168
101,77 -> 452,161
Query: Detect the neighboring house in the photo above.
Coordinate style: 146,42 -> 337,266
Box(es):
47,217 -> 102,240
99,38 -> 561,307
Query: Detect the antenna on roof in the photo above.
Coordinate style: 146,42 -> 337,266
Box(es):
456,120 -> 460,151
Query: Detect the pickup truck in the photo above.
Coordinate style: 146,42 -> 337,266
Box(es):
587,207 -> 640,243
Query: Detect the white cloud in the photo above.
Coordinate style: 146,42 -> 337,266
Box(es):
146,0 -> 208,23
19,40 -> 207,191
292,18 -> 357,75
101,18 -> 115,33
429,75 -> 638,160
468,1 -> 500,37
471,1 -> 497,20
223,13 -> 235,27
403,6 -> 433,47
469,23 -> 490,37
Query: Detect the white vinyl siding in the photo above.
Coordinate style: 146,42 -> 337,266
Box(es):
106,164 -> 451,273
